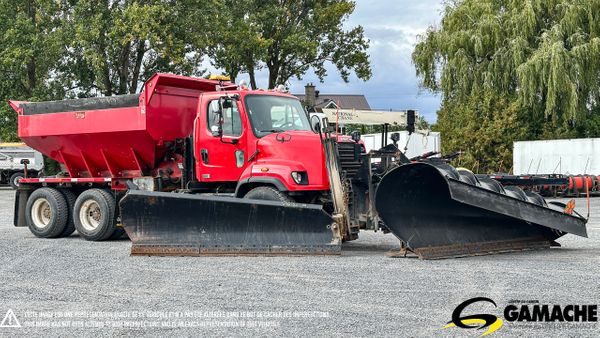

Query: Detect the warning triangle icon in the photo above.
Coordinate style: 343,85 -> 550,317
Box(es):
0,309 -> 21,328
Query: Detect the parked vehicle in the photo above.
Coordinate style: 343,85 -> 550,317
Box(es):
9,73 -> 587,259
0,143 -> 43,189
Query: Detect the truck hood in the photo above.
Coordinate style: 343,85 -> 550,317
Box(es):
253,131 -> 329,189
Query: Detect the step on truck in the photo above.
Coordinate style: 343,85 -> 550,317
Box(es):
9,73 -> 588,259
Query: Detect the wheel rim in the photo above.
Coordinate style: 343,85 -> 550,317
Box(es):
13,176 -> 21,187
31,198 -> 52,229
79,199 -> 102,231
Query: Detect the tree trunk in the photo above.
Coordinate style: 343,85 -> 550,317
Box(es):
130,40 -> 146,93
226,62 -> 238,84
101,55 -> 111,96
267,63 -> 279,89
244,50 -> 258,89
117,41 -> 131,94
248,63 -> 257,89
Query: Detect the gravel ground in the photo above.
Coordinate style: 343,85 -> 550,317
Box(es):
0,186 -> 598,337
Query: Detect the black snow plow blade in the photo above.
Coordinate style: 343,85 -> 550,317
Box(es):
375,163 -> 588,259
120,190 -> 340,256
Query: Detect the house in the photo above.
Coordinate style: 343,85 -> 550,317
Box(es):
294,83 -> 371,111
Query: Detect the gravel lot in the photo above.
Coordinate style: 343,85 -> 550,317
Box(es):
0,186 -> 598,337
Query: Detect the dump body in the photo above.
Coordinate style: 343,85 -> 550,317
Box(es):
10,74 -> 224,179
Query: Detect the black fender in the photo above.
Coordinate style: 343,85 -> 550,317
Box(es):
235,177 -> 288,197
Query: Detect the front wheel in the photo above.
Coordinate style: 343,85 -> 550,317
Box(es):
243,186 -> 293,202
73,189 -> 117,241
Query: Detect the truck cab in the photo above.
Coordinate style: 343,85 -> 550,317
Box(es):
191,90 -> 330,201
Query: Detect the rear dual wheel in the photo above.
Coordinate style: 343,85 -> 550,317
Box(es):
26,188 -> 69,238
26,187 -> 123,241
73,189 -> 120,241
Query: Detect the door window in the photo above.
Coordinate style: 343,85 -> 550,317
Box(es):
207,100 -> 243,137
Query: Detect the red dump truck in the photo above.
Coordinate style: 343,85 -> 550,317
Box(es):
9,73 -> 588,259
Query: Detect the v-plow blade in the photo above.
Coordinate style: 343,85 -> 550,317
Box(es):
375,162 -> 588,259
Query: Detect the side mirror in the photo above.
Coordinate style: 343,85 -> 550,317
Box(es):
406,110 -> 416,134
222,99 -> 234,109
350,130 -> 361,143
310,115 -> 321,133
211,125 -> 222,137
390,132 -> 400,145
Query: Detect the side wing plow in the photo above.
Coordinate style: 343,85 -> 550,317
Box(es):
375,162 -> 588,259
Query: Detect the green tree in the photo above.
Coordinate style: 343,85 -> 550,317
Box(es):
64,0 -> 209,97
0,0 -> 212,140
413,0 -> 600,172
208,0 -> 372,89
204,0 -> 267,88
0,0 -> 66,141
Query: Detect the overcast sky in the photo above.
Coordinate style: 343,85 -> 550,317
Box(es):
206,1 -> 445,122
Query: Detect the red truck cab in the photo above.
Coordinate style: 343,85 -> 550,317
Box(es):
193,89 -> 330,199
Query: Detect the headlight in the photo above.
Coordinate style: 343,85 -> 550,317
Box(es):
291,171 -> 308,185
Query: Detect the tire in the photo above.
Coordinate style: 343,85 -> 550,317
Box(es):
478,177 -> 506,194
504,186 -> 528,201
25,188 -> 69,238
73,189 -> 117,241
58,189 -> 77,237
431,163 -> 460,180
107,192 -> 126,240
457,168 -> 479,186
243,186 -> 293,202
9,172 -> 24,190
109,227 -> 126,240
525,191 -> 547,207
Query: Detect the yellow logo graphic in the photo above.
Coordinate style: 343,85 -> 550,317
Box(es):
443,297 -> 503,336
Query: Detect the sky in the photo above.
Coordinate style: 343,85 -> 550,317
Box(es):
205,0 -> 445,123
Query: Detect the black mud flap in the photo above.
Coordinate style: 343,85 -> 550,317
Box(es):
14,189 -> 30,227
375,163 -> 588,259
120,190 -> 340,256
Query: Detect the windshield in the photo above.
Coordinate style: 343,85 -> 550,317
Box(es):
245,95 -> 312,137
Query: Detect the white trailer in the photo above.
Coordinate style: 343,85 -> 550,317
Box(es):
513,138 -> 600,175
0,143 -> 44,189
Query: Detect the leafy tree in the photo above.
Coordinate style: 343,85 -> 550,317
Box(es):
208,0 -> 372,89
0,0 -> 66,141
0,0 -> 370,144
64,0 -> 208,96
413,0 -> 600,172
204,0 -> 267,88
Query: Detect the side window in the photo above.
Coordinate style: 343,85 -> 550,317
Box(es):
207,100 -> 243,137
